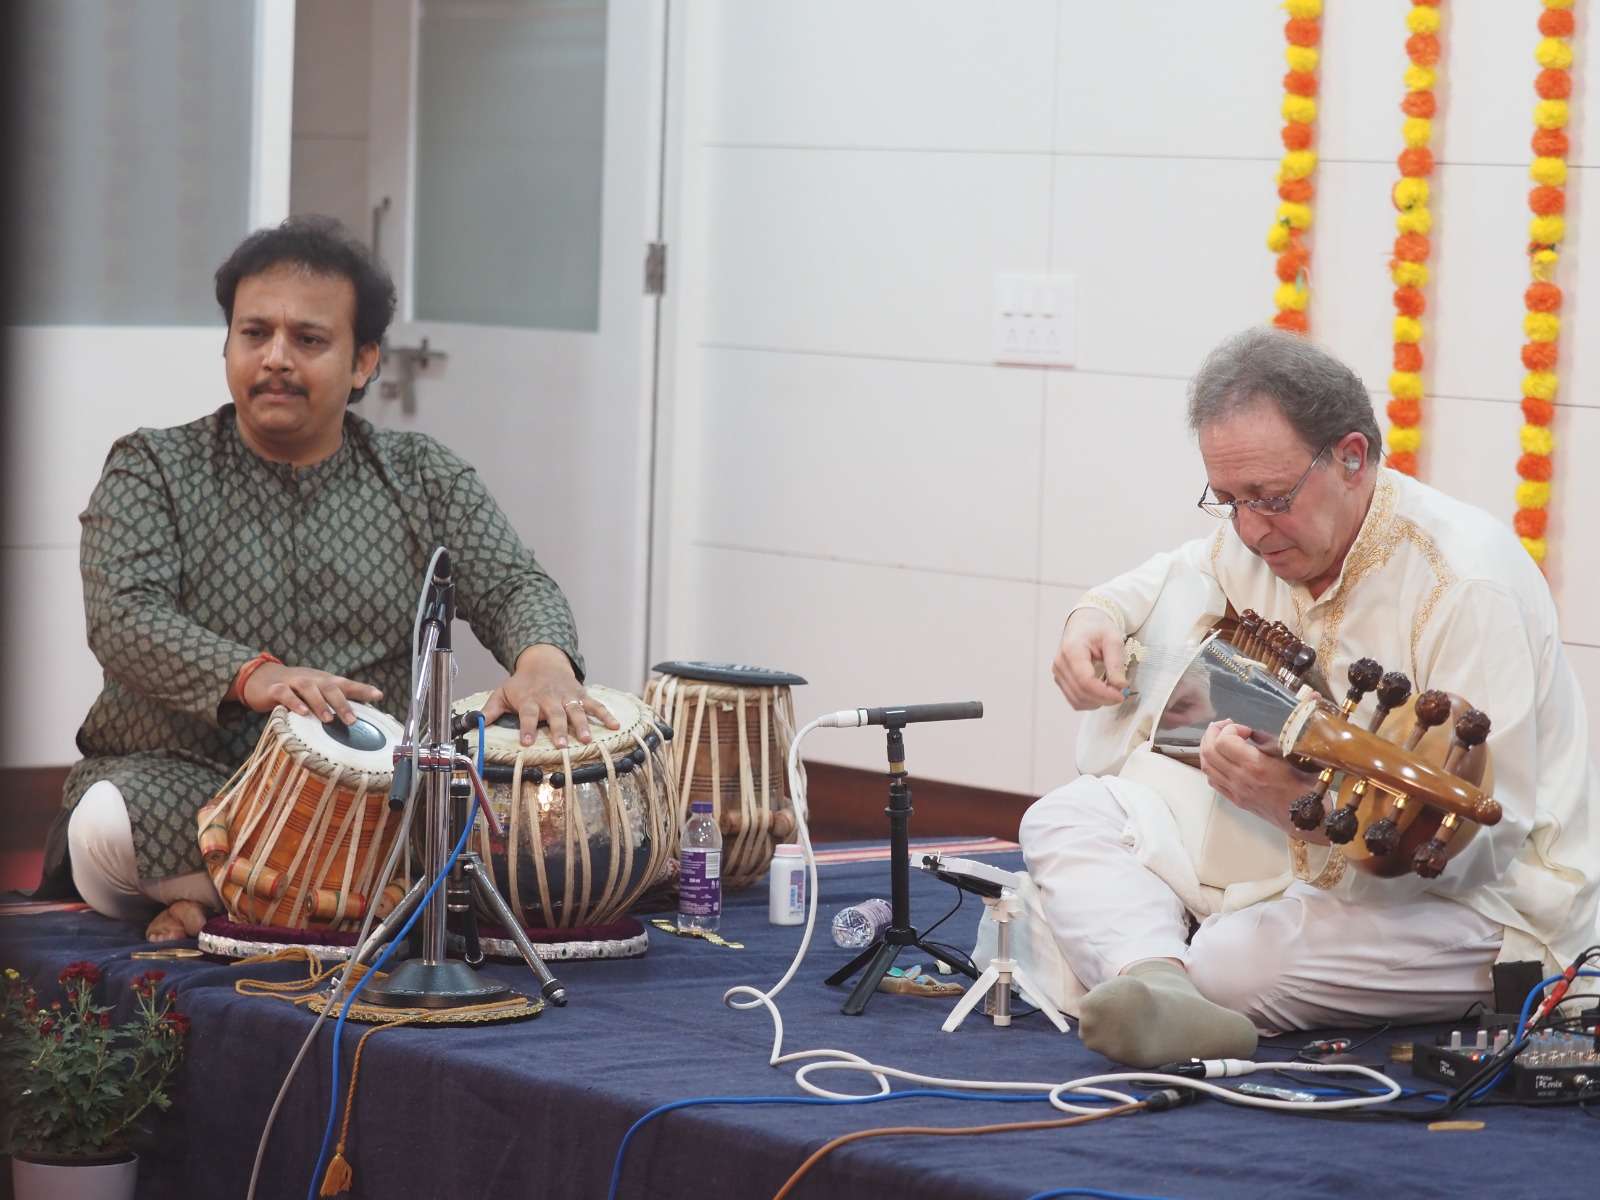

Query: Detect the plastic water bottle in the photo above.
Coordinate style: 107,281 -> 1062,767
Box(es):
677,800 -> 723,932
767,844 -> 806,925
831,897 -> 893,949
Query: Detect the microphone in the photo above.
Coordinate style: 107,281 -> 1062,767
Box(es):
388,755 -> 414,812
432,550 -> 452,585
818,701 -> 983,728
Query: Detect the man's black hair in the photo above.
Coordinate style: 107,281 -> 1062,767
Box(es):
214,215 -> 396,401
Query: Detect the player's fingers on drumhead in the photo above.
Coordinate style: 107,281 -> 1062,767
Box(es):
322,682 -> 358,725
304,682 -> 340,724
524,700 -> 556,748
270,681 -> 313,718
479,689 -> 509,725
567,703 -> 593,745
584,695 -> 619,729
340,676 -> 383,703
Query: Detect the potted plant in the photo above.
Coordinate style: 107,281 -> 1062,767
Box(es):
1,963 -> 188,1200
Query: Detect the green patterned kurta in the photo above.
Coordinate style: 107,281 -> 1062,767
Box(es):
58,405 -> 583,881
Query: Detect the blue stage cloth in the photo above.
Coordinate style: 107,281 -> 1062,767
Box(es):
2,845 -> 1593,1199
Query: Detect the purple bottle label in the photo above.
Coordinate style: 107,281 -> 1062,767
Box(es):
679,848 -> 722,917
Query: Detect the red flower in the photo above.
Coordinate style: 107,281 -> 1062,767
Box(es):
162,1011 -> 192,1038
131,969 -> 167,996
1539,9 -> 1575,38
1282,123 -> 1313,151
99,1012 -> 112,1028
1536,69 -> 1571,100
59,962 -> 101,989
1532,129 -> 1569,158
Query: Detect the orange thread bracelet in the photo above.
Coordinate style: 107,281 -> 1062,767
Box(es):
231,652 -> 283,702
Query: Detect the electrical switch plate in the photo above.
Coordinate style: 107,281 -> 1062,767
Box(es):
992,273 -> 1075,366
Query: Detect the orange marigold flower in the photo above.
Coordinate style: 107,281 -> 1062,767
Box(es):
1394,286 -> 1425,317
1540,9 -> 1575,37
1406,33 -> 1441,66
1393,232 -> 1431,262
1518,452 -> 1554,481
1515,509 -> 1549,539
1388,450 -> 1418,477
1283,123 -> 1313,151
1401,91 -> 1436,118
1387,398 -> 1422,426
1286,17 -> 1321,47
1273,309 -> 1310,334
1278,179 -> 1314,204
1394,343 -> 1424,373
1284,70 -> 1318,97
1525,282 -> 1563,312
1522,397 -> 1556,426
1533,129 -> 1569,158
1529,186 -> 1566,216
1276,252 -> 1307,282
1522,342 -> 1558,371
1398,147 -> 1434,177
1536,68 -> 1572,100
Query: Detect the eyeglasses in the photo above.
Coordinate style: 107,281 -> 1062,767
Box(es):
1197,440 -> 1332,520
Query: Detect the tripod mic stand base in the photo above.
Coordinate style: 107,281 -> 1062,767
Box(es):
362,958 -> 511,1010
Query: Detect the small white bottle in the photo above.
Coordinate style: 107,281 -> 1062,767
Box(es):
767,843 -> 805,925
676,800 -> 723,932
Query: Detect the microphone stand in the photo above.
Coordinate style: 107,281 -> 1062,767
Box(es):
824,718 -> 980,1015
361,552 -> 567,1010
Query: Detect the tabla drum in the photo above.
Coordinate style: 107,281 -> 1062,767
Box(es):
643,661 -> 806,891
455,684 -> 676,958
196,703 -> 409,940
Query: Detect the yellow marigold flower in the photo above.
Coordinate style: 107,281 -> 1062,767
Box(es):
1521,424 -> 1557,456
1397,208 -> 1433,236
1535,100 -> 1570,130
1404,66 -> 1437,92
1275,282 -> 1309,312
1530,215 -> 1566,246
1284,0 -> 1322,18
1523,372 -> 1560,402
1536,38 -> 1574,71
1394,178 -> 1429,208
4,968 -> 18,980
1391,261 -> 1429,288
1403,118 -> 1433,148
1394,316 -> 1423,344
1544,0 -> 1574,11
1407,7 -> 1441,35
1278,202 -> 1313,231
1283,95 -> 1318,125
1516,481 -> 1552,510
1524,312 -> 1561,342
1521,536 -> 1547,563
1530,157 -> 1568,187
1390,373 -> 1424,400
1279,151 -> 1317,182
1530,249 -> 1560,284
1266,223 -> 1292,253
1285,46 -> 1319,73
1388,427 -> 1422,454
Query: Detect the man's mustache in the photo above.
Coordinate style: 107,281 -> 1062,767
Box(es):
251,382 -> 307,397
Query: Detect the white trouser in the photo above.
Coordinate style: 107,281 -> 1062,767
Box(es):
67,781 -> 220,922
1019,776 -> 1501,1031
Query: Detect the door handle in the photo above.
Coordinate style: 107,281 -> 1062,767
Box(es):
379,339 -> 450,414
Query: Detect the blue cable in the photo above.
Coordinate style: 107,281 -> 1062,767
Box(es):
1474,968 -> 1600,1099
475,713 -> 486,778
607,1090 -> 1097,1200
1026,1191 -> 1176,1200
305,786 -> 478,1200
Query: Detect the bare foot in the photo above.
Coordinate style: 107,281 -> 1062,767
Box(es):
144,900 -> 210,942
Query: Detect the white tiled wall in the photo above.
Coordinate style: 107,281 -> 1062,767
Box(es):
659,0 -> 1600,802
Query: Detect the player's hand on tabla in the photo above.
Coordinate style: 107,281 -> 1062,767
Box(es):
479,643 -> 620,749
242,664 -> 383,724
1053,608 -> 1129,710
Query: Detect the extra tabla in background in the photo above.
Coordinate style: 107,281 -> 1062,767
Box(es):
195,703 -> 409,958
455,684 -> 677,959
643,661 -> 806,891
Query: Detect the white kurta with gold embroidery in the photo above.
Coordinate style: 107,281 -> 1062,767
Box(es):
1069,468 -> 1599,971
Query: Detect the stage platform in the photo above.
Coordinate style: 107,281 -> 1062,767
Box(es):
2,842 -> 1592,1199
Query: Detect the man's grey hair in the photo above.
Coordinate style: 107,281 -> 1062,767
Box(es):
1187,327 -> 1383,464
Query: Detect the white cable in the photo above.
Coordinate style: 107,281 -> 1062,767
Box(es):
720,717 -> 1406,1117
244,546 -> 444,1200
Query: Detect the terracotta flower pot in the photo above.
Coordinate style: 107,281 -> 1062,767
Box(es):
11,1151 -> 137,1200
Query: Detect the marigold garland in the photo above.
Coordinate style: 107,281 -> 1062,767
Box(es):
1384,0 -> 1444,478
1267,0 -> 1323,334
1514,0 -> 1576,567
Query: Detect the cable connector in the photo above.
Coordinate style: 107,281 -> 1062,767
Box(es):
1156,1057 -> 1256,1080
817,709 -> 867,728
1143,1087 -> 1202,1112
